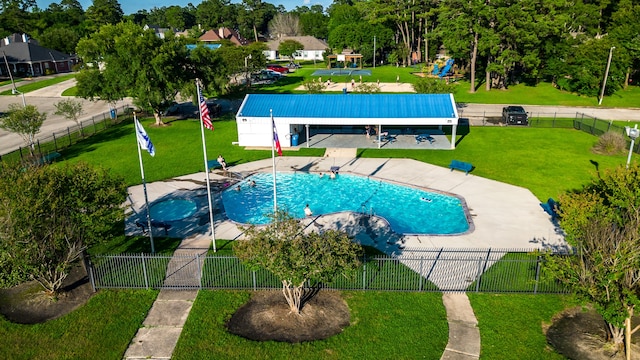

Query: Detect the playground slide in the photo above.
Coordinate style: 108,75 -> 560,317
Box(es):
438,59 -> 454,78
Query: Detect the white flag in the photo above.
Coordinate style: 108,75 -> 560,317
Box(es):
135,118 -> 155,157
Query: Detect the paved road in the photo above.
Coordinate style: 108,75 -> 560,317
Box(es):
0,77 -> 130,156
2,78 -> 639,156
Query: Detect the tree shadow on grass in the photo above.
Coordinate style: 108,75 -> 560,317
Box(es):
57,119 -> 133,161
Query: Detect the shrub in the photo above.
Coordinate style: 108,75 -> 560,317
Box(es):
413,77 -> 455,94
353,83 -> 380,94
593,131 -> 627,155
302,79 -> 327,94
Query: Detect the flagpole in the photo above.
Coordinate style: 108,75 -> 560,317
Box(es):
271,109 -> 277,214
197,80 -> 217,252
135,113 -> 155,254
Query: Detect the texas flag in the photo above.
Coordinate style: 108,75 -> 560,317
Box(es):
272,117 -> 282,156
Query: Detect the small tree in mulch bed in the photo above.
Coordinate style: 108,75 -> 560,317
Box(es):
234,209 -> 363,315
544,164 -> 640,360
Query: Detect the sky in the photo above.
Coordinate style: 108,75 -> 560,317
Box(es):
35,0 -> 331,15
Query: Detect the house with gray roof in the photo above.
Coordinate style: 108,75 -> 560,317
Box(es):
263,36 -> 329,61
0,34 -> 75,78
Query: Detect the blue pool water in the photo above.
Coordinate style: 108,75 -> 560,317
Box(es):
221,172 -> 469,235
149,199 -> 197,222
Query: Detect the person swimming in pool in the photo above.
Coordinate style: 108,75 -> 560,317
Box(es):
420,197 -> 432,202
249,180 -> 256,187
235,185 -> 241,191
304,204 -> 313,217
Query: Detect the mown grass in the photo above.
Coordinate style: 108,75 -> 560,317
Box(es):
468,293 -> 579,359
467,253 -> 568,294
0,289 -> 157,360
173,290 -> 448,360
0,73 -> 75,95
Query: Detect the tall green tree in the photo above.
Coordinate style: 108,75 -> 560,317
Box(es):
85,0 -> 123,32
0,103 -> 45,155
295,5 -> 329,39
0,162 -> 127,296
76,22 -> 191,125
608,0 -> 640,87
196,0 -> 238,30
240,0 -> 270,42
235,210 -> 363,315
544,164 -> 640,359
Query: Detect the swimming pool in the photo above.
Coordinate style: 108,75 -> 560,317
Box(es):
221,172 -> 469,235
149,199 -> 198,222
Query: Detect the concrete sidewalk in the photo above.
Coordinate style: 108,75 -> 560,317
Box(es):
441,293 -> 481,360
123,234 -> 211,360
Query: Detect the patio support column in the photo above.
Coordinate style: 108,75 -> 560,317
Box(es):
377,124 -> 382,149
451,124 -> 457,149
305,124 -> 310,148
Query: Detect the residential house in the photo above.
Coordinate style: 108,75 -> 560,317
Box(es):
263,36 -> 329,61
0,34 -> 75,77
199,28 -> 249,46
144,25 -> 173,39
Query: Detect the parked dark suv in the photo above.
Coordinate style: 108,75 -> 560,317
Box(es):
502,106 -> 528,125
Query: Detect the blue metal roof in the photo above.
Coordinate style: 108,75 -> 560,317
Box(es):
238,94 -> 456,119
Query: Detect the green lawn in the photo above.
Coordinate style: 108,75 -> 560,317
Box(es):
469,293 -> 579,359
174,290 -> 448,360
0,74 -> 75,95
0,289 -> 157,360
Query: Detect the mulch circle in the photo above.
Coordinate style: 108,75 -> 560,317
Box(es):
546,306 -> 640,360
226,290 -> 350,343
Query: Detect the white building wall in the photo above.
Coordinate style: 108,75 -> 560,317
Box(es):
237,117 -> 293,147
263,49 -> 325,61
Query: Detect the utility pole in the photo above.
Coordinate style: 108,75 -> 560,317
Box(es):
598,46 -> 615,105
2,51 -> 25,107
373,36 -> 376,69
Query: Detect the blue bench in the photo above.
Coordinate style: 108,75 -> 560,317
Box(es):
540,198 -> 559,219
449,160 -> 473,174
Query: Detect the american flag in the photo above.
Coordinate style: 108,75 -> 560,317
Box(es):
200,93 -> 213,131
272,117 -> 282,156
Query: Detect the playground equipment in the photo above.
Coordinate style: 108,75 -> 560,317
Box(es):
438,59 -> 454,78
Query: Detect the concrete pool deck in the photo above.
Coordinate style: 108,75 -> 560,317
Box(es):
123,156 -> 562,359
126,156 -> 564,251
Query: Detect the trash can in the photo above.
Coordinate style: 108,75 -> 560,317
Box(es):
110,109 -> 116,119
291,134 -> 299,146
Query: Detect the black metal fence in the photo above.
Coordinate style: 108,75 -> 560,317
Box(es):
88,249 -> 569,294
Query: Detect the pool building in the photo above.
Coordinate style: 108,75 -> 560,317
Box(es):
235,94 -> 460,149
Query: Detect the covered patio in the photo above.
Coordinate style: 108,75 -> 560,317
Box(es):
235,94 -> 460,150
